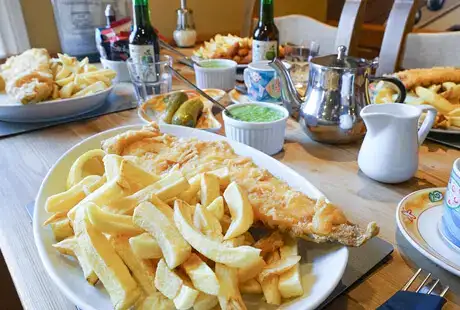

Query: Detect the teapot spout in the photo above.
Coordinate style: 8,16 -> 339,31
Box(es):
269,58 -> 304,117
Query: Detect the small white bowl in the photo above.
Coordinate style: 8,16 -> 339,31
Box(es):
100,58 -> 130,83
223,102 -> 289,155
194,59 -> 237,91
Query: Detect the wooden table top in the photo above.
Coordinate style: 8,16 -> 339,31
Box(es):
1,49 -> 460,310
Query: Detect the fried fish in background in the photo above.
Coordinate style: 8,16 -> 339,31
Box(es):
0,48 -> 54,104
395,67 -> 460,90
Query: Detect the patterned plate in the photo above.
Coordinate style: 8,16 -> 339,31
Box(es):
396,188 -> 460,276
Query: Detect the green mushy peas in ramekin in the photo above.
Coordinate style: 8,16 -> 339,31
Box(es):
230,105 -> 284,122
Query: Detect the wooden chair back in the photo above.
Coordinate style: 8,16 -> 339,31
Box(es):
242,0 -> 367,56
376,0 -> 420,75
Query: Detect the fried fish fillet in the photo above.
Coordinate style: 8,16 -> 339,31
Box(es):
395,67 -> 460,90
101,124 -> 379,247
0,48 -> 54,104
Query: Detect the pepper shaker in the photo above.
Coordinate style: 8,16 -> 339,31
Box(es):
173,0 -> 197,47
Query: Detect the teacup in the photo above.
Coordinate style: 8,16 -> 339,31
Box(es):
243,61 -> 281,103
440,158 -> 460,250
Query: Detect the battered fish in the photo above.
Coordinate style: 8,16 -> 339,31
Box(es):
0,48 -> 54,104
396,67 -> 460,90
101,124 -> 379,247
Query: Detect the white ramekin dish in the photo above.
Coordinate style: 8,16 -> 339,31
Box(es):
194,59 -> 237,91
100,58 -> 130,83
223,102 -> 289,155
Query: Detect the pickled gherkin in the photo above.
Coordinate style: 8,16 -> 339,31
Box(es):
172,98 -> 204,127
163,92 -> 189,124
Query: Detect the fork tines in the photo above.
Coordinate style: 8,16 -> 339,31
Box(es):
402,268 -> 449,297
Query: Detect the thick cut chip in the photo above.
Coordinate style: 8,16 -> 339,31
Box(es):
193,204 -> 223,241
223,182 -> 254,240
200,173 -> 220,207
173,200 -> 262,268
239,278 -> 262,294
215,263 -> 247,310
49,217 -> 74,241
118,159 -> 160,192
181,253 -> 220,296
193,293 -> 219,310
178,174 -> 201,204
259,252 -> 281,305
74,205 -> 141,309
68,178 -> 131,222
134,202 -> 191,269
86,203 -> 143,236
46,175 -> 104,213
173,283 -> 199,310
109,235 -> 157,295
237,257 -> 266,283
53,236 -> 77,257
154,258 -> 183,299
129,233 -> 163,259
206,196 -> 224,220
135,292 -> 175,310
258,255 -> 301,282
103,154 -> 124,181
278,237 -> 303,298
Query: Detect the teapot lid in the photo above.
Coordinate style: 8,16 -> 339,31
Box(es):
311,46 -> 371,69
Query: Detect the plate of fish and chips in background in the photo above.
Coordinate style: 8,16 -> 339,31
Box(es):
371,67 -> 460,134
0,48 -> 116,122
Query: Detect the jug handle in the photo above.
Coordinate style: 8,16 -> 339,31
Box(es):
367,76 -> 407,103
416,105 -> 438,145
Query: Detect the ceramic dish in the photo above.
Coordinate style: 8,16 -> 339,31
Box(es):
229,88 -> 283,105
396,187 -> 460,276
34,124 -> 348,310
0,86 -> 113,123
138,89 -> 226,133
223,102 -> 289,155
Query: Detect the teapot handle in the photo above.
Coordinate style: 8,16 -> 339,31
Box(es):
367,76 -> 407,103
416,105 -> 438,145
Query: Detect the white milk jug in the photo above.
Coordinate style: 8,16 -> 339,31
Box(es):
358,103 -> 437,183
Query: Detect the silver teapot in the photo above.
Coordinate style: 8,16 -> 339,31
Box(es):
269,46 -> 406,144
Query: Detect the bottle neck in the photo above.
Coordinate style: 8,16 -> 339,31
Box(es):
259,0 -> 274,24
132,0 -> 152,29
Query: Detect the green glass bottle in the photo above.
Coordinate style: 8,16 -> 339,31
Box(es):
129,0 -> 160,63
252,0 -> 279,61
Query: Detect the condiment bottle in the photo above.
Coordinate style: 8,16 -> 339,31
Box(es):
173,0 -> 197,47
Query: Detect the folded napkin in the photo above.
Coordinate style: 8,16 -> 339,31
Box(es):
378,291 -> 447,310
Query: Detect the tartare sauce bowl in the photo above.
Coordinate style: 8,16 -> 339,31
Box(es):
223,102 -> 289,155
194,59 -> 237,91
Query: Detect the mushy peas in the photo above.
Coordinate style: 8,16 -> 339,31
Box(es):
230,105 -> 284,122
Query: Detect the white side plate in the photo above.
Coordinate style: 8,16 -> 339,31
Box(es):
0,87 -> 113,123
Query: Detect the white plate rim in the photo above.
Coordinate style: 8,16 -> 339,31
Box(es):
395,187 -> 460,277
33,124 -> 348,310
0,86 -> 114,107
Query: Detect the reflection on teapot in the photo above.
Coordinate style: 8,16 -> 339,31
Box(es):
269,46 -> 407,144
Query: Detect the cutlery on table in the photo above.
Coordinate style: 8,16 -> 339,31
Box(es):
378,268 -> 449,310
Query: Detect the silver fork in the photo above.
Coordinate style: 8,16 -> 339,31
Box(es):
402,268 -> 450,297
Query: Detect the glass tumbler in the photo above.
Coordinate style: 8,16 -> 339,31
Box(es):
284,41 -> 320,93
127,55 -> 173,105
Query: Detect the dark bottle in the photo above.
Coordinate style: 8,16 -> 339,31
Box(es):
105,4 -> 116,28
252,0 -> 279,61
129,0 -> 160,63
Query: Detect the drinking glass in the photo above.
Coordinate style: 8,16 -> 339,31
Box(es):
127,55 -> 173,105
284,41 -> 320,93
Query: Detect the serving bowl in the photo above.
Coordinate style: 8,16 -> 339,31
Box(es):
223,102 -> 289,155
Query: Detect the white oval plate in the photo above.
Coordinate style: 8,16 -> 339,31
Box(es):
396,187 -> 460,277
0,86 -> 113,123
34,124 -> 348,310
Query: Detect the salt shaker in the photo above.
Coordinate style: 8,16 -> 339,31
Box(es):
173,0 -> 197,47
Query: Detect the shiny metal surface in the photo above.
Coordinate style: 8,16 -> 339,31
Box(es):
270,45 -> 398,144
176,8 -> 195,31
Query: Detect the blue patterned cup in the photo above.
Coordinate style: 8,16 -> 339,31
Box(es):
243,61 -> 281,103
440,158 -> 460,250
